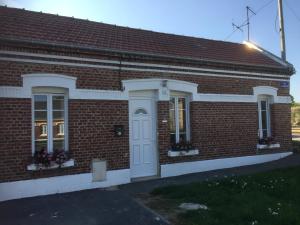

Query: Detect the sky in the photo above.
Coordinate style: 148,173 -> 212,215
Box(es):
1,0 -> 299,102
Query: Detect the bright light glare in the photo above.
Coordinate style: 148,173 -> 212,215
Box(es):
243,41 -> 263,52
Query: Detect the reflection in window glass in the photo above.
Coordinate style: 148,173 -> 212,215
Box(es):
169,96 -> 189,144
53,96 -> 65,151
33,94 -> 67,153
34,95 -> 48,152
259,99 -> 270,139
169,98 -> 176,144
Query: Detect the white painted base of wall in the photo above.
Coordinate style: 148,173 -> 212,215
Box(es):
161,152 -> 293,178
0,152 -> 293,202
0,169 -> 130,202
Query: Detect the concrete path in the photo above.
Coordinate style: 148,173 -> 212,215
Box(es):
0,153 -> 299,225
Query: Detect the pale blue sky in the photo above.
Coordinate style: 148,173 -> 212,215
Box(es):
2,0 -> 299,101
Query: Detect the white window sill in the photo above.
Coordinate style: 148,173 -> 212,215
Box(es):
27,159 -> 75,171
257,143 -> 280,150
168,149 -> 199,157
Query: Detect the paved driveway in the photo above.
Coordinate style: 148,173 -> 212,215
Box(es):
1,153 -> 299,225
0,187 -> 167,225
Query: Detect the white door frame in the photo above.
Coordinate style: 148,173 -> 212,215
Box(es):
129,90 -> 158,178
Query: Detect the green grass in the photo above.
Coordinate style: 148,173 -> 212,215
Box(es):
150,167 -> 300,225
293,141 -> 300,153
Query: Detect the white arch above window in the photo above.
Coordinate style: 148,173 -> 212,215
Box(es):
253,86 -> 278,98
122,79 -> 198,101
22,73 -> 77,96
253,86 -> 291,104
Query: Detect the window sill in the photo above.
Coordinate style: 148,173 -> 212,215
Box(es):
27,159 -> 75,171
168,149 -> 199,157
257,143 -> 280,150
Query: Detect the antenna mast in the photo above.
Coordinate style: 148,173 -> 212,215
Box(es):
246,6 -> 256,41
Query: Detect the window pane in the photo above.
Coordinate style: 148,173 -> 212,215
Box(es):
179,109 -> 186,132
261,111 -> 267,130
34,110 -> 47,152
169,97 -> 175,110
179,133 -> 187,142
169,109 -> 176,133
34,95 -> 47,110
263,130 -> 268,138
35,140 -> 47,152
260,100 -> 267,111
53,97 -> 65,151
34,111 -> 47,121
134,108 -> 147,115
53,96 -> 64,110
170,133 -> 176,144
53,111 -> 64,120
178,98 -> 186,110
53,138 -> 64,151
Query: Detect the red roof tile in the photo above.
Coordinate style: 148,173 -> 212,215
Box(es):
0,6 -> 284,68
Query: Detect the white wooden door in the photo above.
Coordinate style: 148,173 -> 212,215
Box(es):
129,97 -> 157,178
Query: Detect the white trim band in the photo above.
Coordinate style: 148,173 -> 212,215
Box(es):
0,169 -> 130,202
161,152 -> 293,177
0,75 -> 291,103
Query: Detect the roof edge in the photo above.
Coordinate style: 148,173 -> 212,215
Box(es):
0,36 -> 292,75
244,41 -> 295,75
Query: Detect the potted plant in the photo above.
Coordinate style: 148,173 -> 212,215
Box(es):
33,147 -> 52,167
258,136 -> 275,145
171,141 -> 194,151
52,149 -> 69,168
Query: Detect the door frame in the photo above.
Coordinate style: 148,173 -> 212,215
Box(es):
128,90 -> 159,179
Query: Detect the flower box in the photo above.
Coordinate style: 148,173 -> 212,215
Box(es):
257,143 -> 280,150
168,149 -> 199,157
27,159 -> 75,171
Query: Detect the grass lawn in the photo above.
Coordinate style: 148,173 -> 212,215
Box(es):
293,141 -> 300,153
146,166 -> 300,225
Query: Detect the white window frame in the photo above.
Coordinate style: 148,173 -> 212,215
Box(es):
170,93 -> 191,143
258,95 -> 271,139
32,92 -> 68,154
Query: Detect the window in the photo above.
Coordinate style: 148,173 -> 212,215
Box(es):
41,124 -> 47,136
258,96 -> 271,139
169,95 -> 190,144
58,123 -> 64,135
134,108 -> 148,115
33,94 -> 67,153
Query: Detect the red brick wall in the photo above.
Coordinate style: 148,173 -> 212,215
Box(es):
68,100 -> 129,171
271,104 -> 292,150
0,97 -> 292,182
0,61 -> 290,96
0,98 -> 129,182
158,101 -> 292,165
0,52 -> 292,182
0,98 -> 32,182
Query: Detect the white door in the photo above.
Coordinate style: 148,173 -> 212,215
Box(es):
129,96 -> 157,178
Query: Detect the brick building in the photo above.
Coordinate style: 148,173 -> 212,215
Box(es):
0,7 -> 294,201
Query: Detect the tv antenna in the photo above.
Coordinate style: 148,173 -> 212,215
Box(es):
246,6 -> 256,41
232,23 -> 243,33
229,6 -> 256,40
